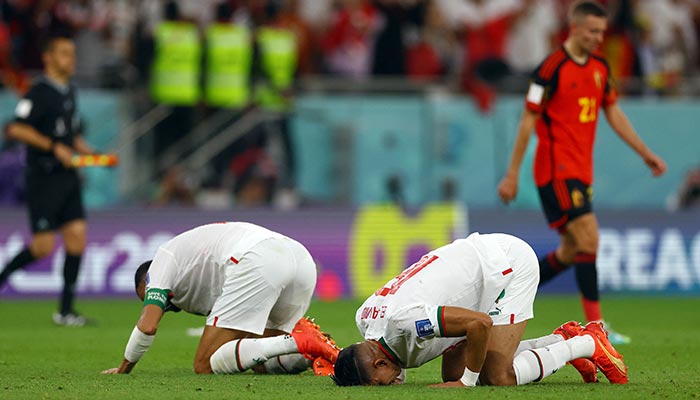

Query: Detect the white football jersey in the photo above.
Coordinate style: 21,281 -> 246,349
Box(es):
356,232 -> 533,368
146,222 -> 286,316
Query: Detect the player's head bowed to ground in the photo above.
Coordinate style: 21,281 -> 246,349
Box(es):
102,222 -> 338,376
332,232 -> 628,387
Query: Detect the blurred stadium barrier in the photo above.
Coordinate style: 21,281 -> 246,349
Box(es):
293,94 -> 698,209
1,91 -> 696,209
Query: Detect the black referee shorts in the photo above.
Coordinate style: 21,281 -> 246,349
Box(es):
25,171 -> 85,233
537,179 -> 592,233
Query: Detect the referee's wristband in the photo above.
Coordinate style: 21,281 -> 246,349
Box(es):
459,367 -> 480,387
124,326 -> 155,363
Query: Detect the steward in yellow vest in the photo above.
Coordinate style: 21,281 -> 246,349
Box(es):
151,21 -> 201,105
205,23 -> 252,108
254,26 -> 297,112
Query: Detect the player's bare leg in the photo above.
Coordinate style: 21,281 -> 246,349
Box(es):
60,219 -> 87,255
559,214 -> 628,343
562,213 -> 599,255
440,340 -> 468,382
555,230 -> 578,265
194,325 -> 258,373
478,321 -> 529,385
563,214 -> 602,321
30,231 -> 56,258
539,231 -> 575,285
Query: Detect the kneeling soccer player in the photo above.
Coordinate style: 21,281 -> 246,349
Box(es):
332,232 -> 628,386
102,222 -> 338,375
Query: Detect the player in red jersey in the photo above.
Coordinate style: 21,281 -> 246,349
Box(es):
497,1 -> 666,345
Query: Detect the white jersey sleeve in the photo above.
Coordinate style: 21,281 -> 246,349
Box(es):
144,246 -> 179,309
377,304 -> 462,368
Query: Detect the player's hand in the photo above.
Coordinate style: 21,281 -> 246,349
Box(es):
497,173 -> 519,204
101,368 -> 122,374
429,381 -> 468,388
644,153 -> 667,177
53,142 -> 75,168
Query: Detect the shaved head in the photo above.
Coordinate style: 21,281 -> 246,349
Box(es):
569,1 -> 607,25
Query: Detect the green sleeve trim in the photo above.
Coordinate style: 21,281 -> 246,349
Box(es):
437,306 -> 446,337
144,288 -> 171,311
378,337 -> 401,365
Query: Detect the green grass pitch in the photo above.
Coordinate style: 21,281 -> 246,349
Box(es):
1,296 -> 699,399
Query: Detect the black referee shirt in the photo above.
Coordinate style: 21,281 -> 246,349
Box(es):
14,76 -> 82,174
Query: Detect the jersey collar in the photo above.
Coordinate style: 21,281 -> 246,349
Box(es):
376,338 -> 401,365
40,75 -> 70,94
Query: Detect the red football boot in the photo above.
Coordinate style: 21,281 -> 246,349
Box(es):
291,317 -> 340,363
554,321 -> 599,383
312,357 -> 335,376
579,321 -> 628,384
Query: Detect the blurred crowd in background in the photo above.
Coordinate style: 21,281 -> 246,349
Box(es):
2,0 -> 700,97
1,0 -> 700,210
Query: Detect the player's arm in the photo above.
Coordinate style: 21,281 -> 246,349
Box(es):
72,136 -> 96,155
6,122 -> 75,168
6,122 -> 52,151
102,289 -> 167,374
603,103 -> 667,176
431,306 -> 493,387
497,109 -> 539,204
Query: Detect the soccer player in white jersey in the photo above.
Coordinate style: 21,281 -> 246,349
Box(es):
102,222 -> 338,375
332,232 -> 628,387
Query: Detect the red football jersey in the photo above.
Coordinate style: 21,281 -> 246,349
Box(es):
525,47 -> 617,186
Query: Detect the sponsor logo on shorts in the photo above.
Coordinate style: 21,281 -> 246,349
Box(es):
496,289 -> 506,303
415,319 -> 434,338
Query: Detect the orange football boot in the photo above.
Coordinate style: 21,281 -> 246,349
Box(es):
312,357 -> 335,376
579,321 -> 628,384
553,321 -> 598,383
291,317 -> 340,363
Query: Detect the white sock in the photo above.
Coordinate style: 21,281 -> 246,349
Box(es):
565,335 -> 595,359
513,335 -> 595,385
263,354 -> 312,374
515,334 -> 564,354
210,335 -> 299,374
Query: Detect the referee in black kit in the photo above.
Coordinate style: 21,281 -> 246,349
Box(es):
0,35 -> 95,326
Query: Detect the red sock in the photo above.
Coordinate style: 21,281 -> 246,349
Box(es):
581,296 -> 602,322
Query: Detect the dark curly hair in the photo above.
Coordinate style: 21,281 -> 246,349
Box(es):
331,344 -> 370,386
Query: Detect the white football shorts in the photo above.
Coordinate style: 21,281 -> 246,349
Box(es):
207,236 -> 317,334
484,234 -> 539,326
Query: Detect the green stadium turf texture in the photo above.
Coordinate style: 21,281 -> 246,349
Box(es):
1,296 -> 698,399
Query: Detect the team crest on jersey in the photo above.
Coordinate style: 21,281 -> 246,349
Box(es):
415,319 -> 434,338
594,71 -> 603,89
571,189 -> 584,208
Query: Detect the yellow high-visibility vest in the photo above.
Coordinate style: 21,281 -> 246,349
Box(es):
255,27 -> 297,111
151,21 -> 201,105
205,23 -> 252,108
